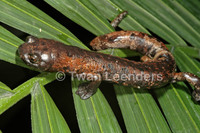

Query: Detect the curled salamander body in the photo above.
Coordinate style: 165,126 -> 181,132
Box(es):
18,12 -> 200,101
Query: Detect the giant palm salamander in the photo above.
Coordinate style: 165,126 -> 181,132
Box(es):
18,12 -> 200,101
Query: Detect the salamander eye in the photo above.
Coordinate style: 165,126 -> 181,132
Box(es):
28,54 -> 40,64
26,36 -> 37,43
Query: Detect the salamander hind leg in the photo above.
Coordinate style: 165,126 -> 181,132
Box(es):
172,72 -> 200,101
76,80 -> 101,100
111,11 -> 128,28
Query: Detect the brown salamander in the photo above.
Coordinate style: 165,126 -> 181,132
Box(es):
18,12 -> 200,101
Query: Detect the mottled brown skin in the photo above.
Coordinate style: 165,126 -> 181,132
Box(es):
19,36 -> 171,88
18,12 -> 200,101
90,30 -> 200,101
90,30 -> 176,87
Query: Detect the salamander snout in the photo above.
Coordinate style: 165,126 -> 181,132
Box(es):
18,36 -> 55,71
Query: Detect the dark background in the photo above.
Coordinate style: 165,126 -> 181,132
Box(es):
0,1 -> 126,132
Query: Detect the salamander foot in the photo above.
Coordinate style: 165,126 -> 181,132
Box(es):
192,89 -> 200,101
76,81 -> 101,100
173,72 -> 200,102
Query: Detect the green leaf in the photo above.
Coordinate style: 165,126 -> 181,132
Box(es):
167,45 -> 200,59
100,48 -> 140,58
0,25 -> 25,67
105,0 -> 187,46
88,0 -> 149,33
163,0 -> 200,35
133,0 -> 200,47
174,48 -> 200,75
0,82 -> 14,99
31,82 -> 70,133
114,85 -> 171,133
154,84 -> 200,133
0,0 -> 86,49
72,79 -> 122,133
44,0 -> 114,36
175,0 -> 200,20
0,73 -> 55,115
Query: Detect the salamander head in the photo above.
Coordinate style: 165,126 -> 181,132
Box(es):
90,35 -> 111,51
18,36 -> 56,71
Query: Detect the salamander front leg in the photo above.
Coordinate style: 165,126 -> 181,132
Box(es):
76,80 -> 101,100
172,72 -> 200,101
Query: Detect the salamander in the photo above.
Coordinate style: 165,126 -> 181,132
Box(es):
18,12 -> 200,101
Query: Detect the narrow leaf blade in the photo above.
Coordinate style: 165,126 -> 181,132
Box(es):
45,0 -> 114,35
0,0 -> 86,49
72,79 -> 122,133
31,82 -> 70,133
0,73 -> 55,115
0,82 -> 14,99
115,86 -> 171,133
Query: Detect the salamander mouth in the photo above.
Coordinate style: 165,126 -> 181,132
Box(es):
18,44 -> 27,61
18,44 -> 38,67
